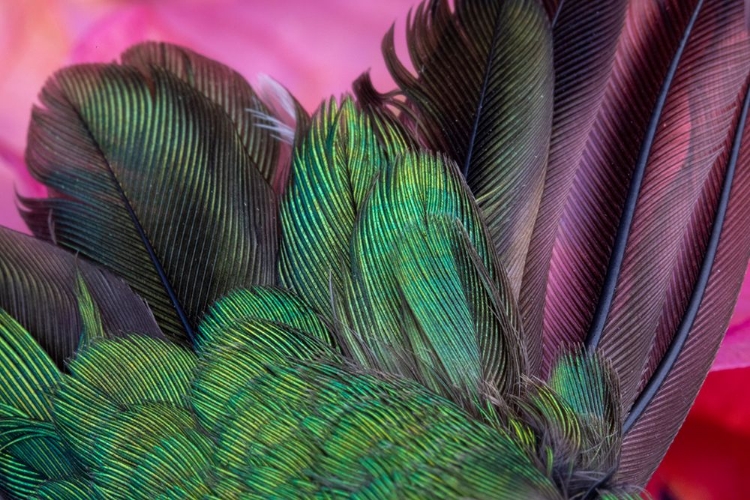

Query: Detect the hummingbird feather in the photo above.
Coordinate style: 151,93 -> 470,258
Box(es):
21,46 -> 284,344
0,0 -> 748,497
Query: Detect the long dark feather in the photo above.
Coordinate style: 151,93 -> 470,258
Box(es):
382,0 -> 554,294
543,0 -> 750,404
21,55 -> 279,344
0,227 -> 163,368
618,74 -> 750,486
519,0 -> 627,373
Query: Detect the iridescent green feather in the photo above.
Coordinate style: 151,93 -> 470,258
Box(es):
0,311 -> 83,498
280,99 -> 525,412
0,290 -> 570,499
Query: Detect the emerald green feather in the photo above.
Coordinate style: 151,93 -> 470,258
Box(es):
197,287 -> 334,353
0,290 -> 577,498
279,97 -> 388,316
280,99 -> 524,410
0,311 -> 83,498
75,274 -> 106,346
347,152 -> 524,401
22,53 -> 279,344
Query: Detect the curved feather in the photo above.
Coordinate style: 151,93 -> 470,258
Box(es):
21,58 -> 278,345
0,311 -> 82,498
0,227 -> 163,367
346,152 -> 524,405
197,287 -> 335,353
279,99 -> 524,410
279,97 -> 387,317
520,0 -> 627,373
519,352 -> 623,497
120,42 -> 295,194
382,0 -> 554,293
618,73 -> 750,486
542,0 -> 750,418
0,288 -> 563,498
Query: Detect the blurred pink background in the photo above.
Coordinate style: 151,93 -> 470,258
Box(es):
0,1 -> 748,497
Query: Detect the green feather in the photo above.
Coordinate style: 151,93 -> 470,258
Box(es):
0,311 -> 83,498
0,291 -> 573,498
22,52 -> 280,345
280,98 -> 524,411
75,273 -> 106,346
279,97 -> 389,316
382,0 -> 555,292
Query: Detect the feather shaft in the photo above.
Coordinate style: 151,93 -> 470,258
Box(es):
107,168 -> 195,343
461,5 -> 503,178
585,0 -> 704,351
623,74 -> 750,434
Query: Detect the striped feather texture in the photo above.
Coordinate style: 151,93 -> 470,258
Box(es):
0,0 -> 748,497
21,48 -> 281,344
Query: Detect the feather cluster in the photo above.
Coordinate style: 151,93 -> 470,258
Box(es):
0,0 -> 748,498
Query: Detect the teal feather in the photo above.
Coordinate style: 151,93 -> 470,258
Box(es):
280,100 -> 524,410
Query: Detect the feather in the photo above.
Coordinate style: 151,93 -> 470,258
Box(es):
0,285 -> 566,498
1,0 -> 749,495
0,310 -> 83,498
279,98 -> 387,318
21,52 -> 280,345
618,73 -> 750,485
382,0 -> 554,295
120,42 -> 300,194
518,351 -> 623,497
345,152 -> 524,405
0,227 -> 162,367
543,0 -> 750,404
520,0 -> 627,373
280,99 -> 524,410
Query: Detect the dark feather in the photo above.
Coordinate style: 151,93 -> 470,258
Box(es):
543,0 -> 750,398
21,54 -> 280,345
120,42 -> 297,195
519,0 -> 627,373
0,227 -> 163,368
619,72 -> 750,486
382,0 -> 554,294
